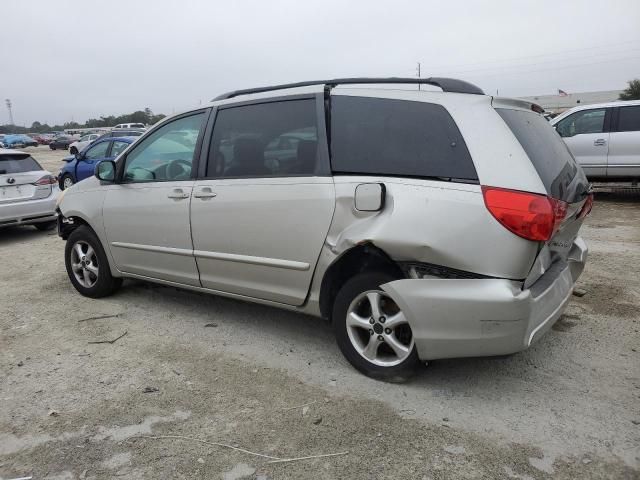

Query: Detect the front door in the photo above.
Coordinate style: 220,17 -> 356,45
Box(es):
190,98 -> 335,305
76,140 -> 110,182
555,107 -> 609,177
103,111 -> 208,286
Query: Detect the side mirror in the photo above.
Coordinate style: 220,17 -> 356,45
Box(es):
95,160 -> 116,183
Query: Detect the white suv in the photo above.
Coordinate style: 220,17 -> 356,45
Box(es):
551,99 -> 640,180
57,78 -> 592,380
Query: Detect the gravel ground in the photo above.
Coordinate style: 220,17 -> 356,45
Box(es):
1,147 -> 639,479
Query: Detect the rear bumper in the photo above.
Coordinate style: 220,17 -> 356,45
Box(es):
0,190 -> 59,227
382,237 -> 588,361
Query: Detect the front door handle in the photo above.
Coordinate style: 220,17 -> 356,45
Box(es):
167,188 -> 189,199
194,187 -> 217,199
594,138 -> 607,146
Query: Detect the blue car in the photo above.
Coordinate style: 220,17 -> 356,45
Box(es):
3,134 -> 38,148
58,136 -> 135,190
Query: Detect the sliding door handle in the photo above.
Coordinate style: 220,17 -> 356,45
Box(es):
194,187 -> 217,199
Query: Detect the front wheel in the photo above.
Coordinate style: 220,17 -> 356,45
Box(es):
333,272 -> 420,381
50,145 -> 56,150
60,174 -> 74,190
69,146 -> 77,154
65,225 -> 122,298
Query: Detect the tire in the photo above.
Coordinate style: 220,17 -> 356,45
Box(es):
34,221 -> 56,231
65,225 -> 122,298
50,145 -> 56,150
60,174 -> 74,190
69,146 -> 77,154
333,272 -> 420,382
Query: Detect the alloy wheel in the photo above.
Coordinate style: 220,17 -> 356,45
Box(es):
345,290 -> 414,367
70,241 -> 99,288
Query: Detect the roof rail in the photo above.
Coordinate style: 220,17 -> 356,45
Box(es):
212,77 -> 484,101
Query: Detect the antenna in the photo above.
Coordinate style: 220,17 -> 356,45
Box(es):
416,62 -> 421,90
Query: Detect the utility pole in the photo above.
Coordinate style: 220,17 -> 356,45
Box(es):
5,99 -> 14,125
416,62 -> 421,90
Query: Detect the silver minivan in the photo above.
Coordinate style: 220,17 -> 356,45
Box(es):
57,78 -> 592,380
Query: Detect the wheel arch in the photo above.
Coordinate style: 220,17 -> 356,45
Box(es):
318,242 -> 405,321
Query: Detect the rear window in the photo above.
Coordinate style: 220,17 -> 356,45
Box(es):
497,108 -> 588,203
330,96 -> 478,182
0,155 -> 42,174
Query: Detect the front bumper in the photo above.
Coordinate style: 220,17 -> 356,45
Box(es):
0,191 -> 59,228
382,237 -> 588,361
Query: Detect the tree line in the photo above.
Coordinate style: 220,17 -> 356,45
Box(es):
0,108 -> 166,134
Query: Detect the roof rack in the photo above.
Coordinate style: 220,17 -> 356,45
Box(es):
212,77 -> 484,101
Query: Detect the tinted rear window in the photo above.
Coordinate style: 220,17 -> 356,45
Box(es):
617,105 -> 640,132
497,108 -> 588,203
330,96 -> 478,182
0,155 -> 42,174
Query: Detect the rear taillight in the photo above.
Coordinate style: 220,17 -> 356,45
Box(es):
577,193 -> 594,219
33,175 -> 57,186
482,186 -> 567,242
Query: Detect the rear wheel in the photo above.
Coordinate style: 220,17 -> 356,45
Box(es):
333,272 -> 420,381
65,225 -> 122,298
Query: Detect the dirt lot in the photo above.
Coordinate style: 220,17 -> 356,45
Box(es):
1,147 -> 639,479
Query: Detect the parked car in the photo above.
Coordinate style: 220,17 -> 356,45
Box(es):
49,135 -> 76,150
57,77 -> 592,380
551,99 -> 640,180
69,133 -> 101,155
3,134 -> 38,148
1,149 -> 59,230
113,123 -> 145,130
33,134 -> 54,145
58,136 -> 134,190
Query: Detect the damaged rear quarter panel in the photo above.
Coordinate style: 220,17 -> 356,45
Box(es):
325,176 -> 538,280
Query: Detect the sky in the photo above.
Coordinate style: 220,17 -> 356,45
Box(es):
1,0 -> 639,126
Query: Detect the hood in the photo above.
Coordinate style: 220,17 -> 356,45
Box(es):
68,175 -> 101,193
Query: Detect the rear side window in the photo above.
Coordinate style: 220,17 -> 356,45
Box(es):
207,99 -> 319,178
0,155 -> 42,174
497,108 -> 588,203
617,105 -> 640,132
330,96 -> 477,182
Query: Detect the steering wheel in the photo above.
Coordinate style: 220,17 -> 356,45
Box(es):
167,159 -> 191,179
